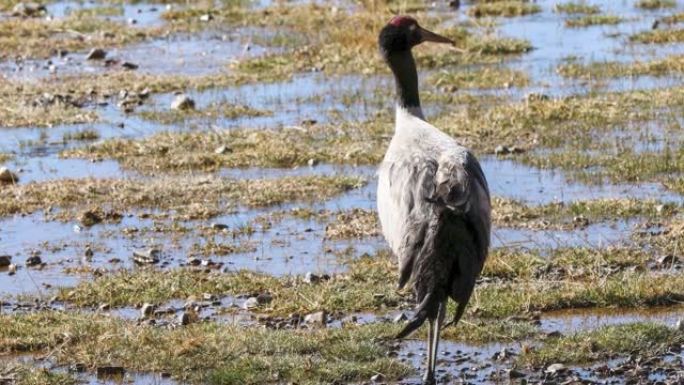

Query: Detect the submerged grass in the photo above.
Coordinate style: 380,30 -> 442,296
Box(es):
0,312 -> 411,385
0,174 -> 365,220
1,365 -> 77,385
522,322 -> 683,365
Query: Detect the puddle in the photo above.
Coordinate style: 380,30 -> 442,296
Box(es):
540,305 -> 684,334
47,1 -> 166,28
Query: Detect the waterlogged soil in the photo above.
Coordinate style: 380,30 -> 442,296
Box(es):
2,0 -> 684,384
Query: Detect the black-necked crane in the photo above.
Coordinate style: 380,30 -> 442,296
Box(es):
376,16 -> 492,385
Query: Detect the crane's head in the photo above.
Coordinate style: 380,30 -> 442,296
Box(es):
378,16 -> 454,57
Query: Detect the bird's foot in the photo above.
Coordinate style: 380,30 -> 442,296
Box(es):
422,374 -> 436,385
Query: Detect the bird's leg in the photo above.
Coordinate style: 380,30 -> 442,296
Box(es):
423,317 -> 435,385
424,302 -> 446,385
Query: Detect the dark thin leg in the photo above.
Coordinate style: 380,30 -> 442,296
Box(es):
423,302 -> 446,385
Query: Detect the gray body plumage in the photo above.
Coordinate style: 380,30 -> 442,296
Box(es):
377,106 -> 491,332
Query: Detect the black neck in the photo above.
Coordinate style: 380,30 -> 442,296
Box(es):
386,50 -> 421,111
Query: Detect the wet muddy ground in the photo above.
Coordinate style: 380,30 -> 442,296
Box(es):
1,0 -> 684,384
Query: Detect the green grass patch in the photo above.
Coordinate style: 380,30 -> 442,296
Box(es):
0,312 -> 411,385
630,28 -> 684,43
522,322 -> 684,365
429,67 -> 529,89
468,2 -> 542,18
636,0 -> 676,9
138,102 -> 271,124
558,55 -> 684,78
0,174 -> 365,220
565,14 -> 623,27
554,1 -> 601,14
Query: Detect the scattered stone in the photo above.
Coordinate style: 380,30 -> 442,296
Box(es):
0,256 -> 10,268
393,312 -> 408,323
370,373 -> 385,383
211,223 -> 229,230
84,246 -> 94,260
243,297 -> 259,309
79,210 -> 102,227
304,272 -> 320,284
96,366 -> 125,377
304,311 -> 327,325
86,48 -> 107,61
256,293 -> 273,305
0,167 -> 18,184
494,145 -> 525,156
546,363 -> 567,374
140,303 -> 156,319
508,369 -> 525,379
25,255 -> 42,267
121,62 -> 139,70
170,94 -> 195,110
132,248 -> 160,264
11,2 -> 46,17
214,145 -> 232,154
178,312 -> 192,325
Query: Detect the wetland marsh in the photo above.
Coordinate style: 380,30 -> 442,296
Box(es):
1,0 -> 684,384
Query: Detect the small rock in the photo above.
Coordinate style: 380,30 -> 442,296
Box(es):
370,373 -> 385,383
656,254 -> 678,266
121,62 -> 139,70
79,210 -> 102,227
199,13 -> 213,22
393,312 -> 408,323
170,94 -> 195,110
12,2 -> 46,17
494,145 -> 510,155
243,297 -> 259,309
178,312 -> 191,325
25,255 -> 42,267
307,158 -> 319,167
214,145 -> 232,154
546,363 -> 566,374
7,264 -> 17,275
0,167 -> 19,184
0,255 -> 10,268
304,272 -> 320,284
256,293 -> 272,305
211,223 -> 229,230
96,366 -> 125,377
304,311 -> 327,325
132,248 -> 160,264
508,369 -> 525,379
140,303 -> 156,319
86,48 -> 107,61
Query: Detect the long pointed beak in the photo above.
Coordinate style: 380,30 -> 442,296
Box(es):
419,26 -> 454,45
